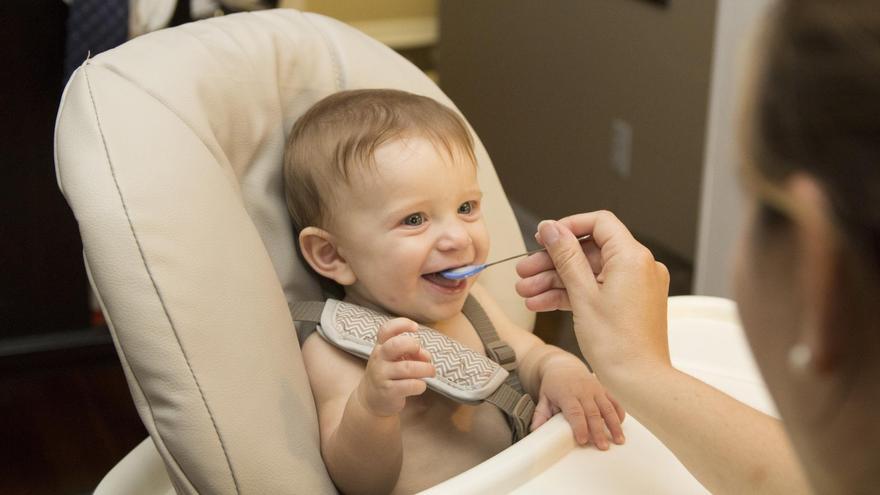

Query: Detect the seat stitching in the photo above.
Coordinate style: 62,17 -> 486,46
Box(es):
82,252 -> 199,493
83,61 -> 242,495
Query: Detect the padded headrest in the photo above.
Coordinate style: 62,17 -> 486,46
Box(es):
55,9 -> 530,494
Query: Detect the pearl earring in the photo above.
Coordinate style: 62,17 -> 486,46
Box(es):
788,343 -> 813,373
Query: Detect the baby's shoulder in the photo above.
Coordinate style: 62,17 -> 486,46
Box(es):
300,332 -> 364,400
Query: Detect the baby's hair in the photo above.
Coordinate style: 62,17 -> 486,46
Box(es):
283,89 -> 476,230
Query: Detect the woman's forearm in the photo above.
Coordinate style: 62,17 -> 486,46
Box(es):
323,388 -> 403,495
605,365 -> 810,494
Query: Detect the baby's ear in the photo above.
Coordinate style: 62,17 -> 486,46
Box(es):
298,227 -> 357,286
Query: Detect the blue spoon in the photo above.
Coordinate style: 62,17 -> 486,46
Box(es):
440,234 -> 593,280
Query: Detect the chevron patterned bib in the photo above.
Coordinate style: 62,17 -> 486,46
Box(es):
320,298 -> 509,403
291,296 -> 536,441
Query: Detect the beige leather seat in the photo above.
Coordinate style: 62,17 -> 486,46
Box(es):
54,9 -> 531,494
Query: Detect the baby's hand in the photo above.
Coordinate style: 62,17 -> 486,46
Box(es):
357,318 -> 435,417
531,358 -> 626,450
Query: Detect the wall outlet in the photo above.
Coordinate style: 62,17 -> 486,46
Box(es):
611,118 -> 633,179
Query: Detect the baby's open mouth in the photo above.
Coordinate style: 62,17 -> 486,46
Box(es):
422,271 -> 466,289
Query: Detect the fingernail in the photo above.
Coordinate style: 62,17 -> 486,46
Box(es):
538,220 -> 560,245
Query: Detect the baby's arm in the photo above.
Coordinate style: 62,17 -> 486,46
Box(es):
470,283 -> 625,449
301,318 -> 435,495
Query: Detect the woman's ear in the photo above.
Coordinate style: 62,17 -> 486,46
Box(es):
785,173 -> 842,373
298,227 -> 357,286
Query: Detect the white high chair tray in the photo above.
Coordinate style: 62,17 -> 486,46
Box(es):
422,296 -> 774,494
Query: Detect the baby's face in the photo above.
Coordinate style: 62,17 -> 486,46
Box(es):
329,137 -> 488,323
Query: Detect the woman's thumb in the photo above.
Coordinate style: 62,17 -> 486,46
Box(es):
538,220 -> 596,299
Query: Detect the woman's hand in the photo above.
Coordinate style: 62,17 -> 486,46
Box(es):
515,211 -> 672,380
517,214 -> 811,494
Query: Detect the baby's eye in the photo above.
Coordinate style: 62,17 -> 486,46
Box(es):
402,213 -> 424,226
458,201 -> 475,215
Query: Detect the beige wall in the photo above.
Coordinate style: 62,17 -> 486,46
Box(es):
280,0 -> 435,22
439,0 -> 717,261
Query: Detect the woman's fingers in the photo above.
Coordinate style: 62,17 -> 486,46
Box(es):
515,269 -> 565,298
558,210 -> 636,252
516,237 -> 605,307
523,289 -> 571,312
584,241 -> 604,278
536,220 -> 597,305
516,251 -> 555,279
519,211 -> 640,283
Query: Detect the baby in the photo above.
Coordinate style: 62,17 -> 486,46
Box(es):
283,89 -> 625,495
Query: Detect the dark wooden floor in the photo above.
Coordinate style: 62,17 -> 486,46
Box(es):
0,330 -> 147,495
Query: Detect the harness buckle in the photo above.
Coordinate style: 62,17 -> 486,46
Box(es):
511,394 -> 536,441
485,340 -> 517,371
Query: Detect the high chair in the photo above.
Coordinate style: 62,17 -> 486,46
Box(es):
55,9 -> 775,494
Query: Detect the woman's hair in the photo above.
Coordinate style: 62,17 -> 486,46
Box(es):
751,0 -> 880,274
283,89 -> 476,230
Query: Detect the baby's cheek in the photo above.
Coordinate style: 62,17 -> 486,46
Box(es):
475,236 -> 489,263
474,226 -> 490,261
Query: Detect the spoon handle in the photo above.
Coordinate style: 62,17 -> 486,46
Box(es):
482,234 -> 593,269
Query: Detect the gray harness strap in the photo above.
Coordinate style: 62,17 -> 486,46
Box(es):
293,300 -> 324,345
460,296 -> 534,441
291,296 -> 535,442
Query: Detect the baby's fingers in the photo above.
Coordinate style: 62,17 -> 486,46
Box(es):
378,334 -> 421,363
387,360 -> 435,380
558,397 -> 590,446
582,400 -> 611,450
610,393 -> 626,423
377,317 -> 419,345
530,395 -> 554,432
415,347 -> 433,363
393,378 -> 428,398
597,395 -> 625,445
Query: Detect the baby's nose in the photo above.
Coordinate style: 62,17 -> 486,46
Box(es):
436,223 -> 472,251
